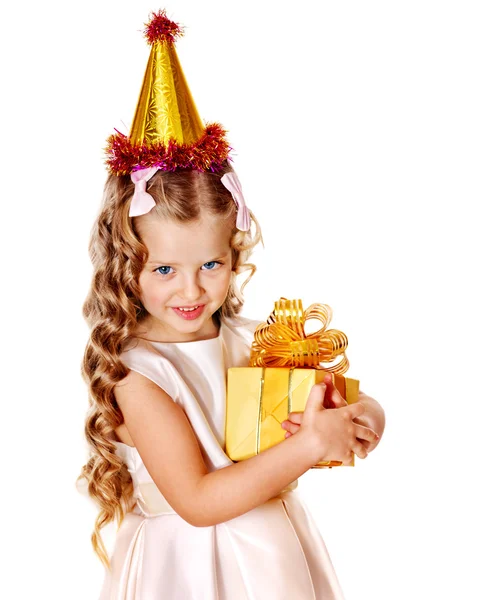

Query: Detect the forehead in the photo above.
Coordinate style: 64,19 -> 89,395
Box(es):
139,213 -> 232,263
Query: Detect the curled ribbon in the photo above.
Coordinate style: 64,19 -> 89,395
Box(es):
249,297 -> 349,374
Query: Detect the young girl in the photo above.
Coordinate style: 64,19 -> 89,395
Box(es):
79,10 -> 385,599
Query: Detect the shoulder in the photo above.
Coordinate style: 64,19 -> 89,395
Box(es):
120,337 -> 167,368
118,337 -> 179,399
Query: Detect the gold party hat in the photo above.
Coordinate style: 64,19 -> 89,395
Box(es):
106,10 -> 230,175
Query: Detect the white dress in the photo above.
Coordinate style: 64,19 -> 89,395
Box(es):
100,314 -> 344,599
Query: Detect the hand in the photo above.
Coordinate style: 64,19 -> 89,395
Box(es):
297,380 -> 378,463
281,373 -> 380,453
281,372 -> 346,437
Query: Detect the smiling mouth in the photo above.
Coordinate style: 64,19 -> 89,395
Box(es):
171,304 -> 206,320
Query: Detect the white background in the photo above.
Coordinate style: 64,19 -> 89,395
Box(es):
2,1 -> 489,598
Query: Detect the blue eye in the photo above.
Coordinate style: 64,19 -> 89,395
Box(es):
202,261 -> 218,270
155,262 -> 221,276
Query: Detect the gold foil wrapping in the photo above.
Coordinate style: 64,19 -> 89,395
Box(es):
226,368 -> 360,468
129,42 -> 204,147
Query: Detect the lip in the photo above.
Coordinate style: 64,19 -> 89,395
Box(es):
171,304 -> 206,320
172,304 -> 205,309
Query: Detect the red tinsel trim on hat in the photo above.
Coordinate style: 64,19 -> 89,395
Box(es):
143,9 -> 184,45
105,123 -> 232,175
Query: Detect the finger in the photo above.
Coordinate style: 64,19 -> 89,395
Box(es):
324,373 -> 347,408
286,412 -> 303,425
331,394 -> 348,408
354,423 -> 379,443
305,382 -> 327,413
358,438 -> 377,453
322,373 -> 336,408
352,441 -> 368,459
346,402 -> 366,420
282,421 -> 301,434
330,383 -> 347,408
358,438 -> 371,450
342,452 -> 355,466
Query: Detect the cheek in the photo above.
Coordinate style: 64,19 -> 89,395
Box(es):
146,290 -> 166,308
139,275 -> 168,307
217,269 -> 233,296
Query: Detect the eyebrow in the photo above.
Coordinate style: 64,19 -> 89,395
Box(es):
148,255 -> 229,266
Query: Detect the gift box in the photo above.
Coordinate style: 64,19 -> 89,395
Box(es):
225,298 -> 360,469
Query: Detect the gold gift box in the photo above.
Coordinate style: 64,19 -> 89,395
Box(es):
226,367 -> 360,468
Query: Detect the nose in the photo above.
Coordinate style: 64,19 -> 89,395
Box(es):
179,272 -> 204,303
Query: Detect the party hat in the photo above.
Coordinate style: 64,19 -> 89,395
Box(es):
105,10 -> 231,176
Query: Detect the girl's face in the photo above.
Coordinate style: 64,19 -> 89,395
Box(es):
135,212 -> 233,342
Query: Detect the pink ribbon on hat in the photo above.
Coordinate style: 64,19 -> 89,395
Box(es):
129,166 -> 159,217
220,172 -> 251,231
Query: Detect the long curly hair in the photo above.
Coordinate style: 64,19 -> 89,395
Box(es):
77,163 -> 263,568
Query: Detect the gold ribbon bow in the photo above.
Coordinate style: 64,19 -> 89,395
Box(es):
249,298 -> 349,374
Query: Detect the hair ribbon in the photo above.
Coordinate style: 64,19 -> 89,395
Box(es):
128,168 -> 251,232
129,167 -> 159,217
220,172 -> 251,232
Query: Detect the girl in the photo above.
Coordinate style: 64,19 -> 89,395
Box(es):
79,10 -> 385,599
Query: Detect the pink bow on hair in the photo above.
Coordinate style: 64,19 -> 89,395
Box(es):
129,166 -> 159,217
221,172 -> 251,232
128,167 -> 251,232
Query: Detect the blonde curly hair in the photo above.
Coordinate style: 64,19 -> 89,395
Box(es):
77,164 -> 263,568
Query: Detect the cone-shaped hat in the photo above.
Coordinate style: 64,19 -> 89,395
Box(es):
106,10 -> 231,175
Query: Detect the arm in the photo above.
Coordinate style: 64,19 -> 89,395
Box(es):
115,370 -> 322,528
195,428 -> 320,526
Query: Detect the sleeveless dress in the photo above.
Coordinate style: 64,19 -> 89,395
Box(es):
99,314 -> 344,600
